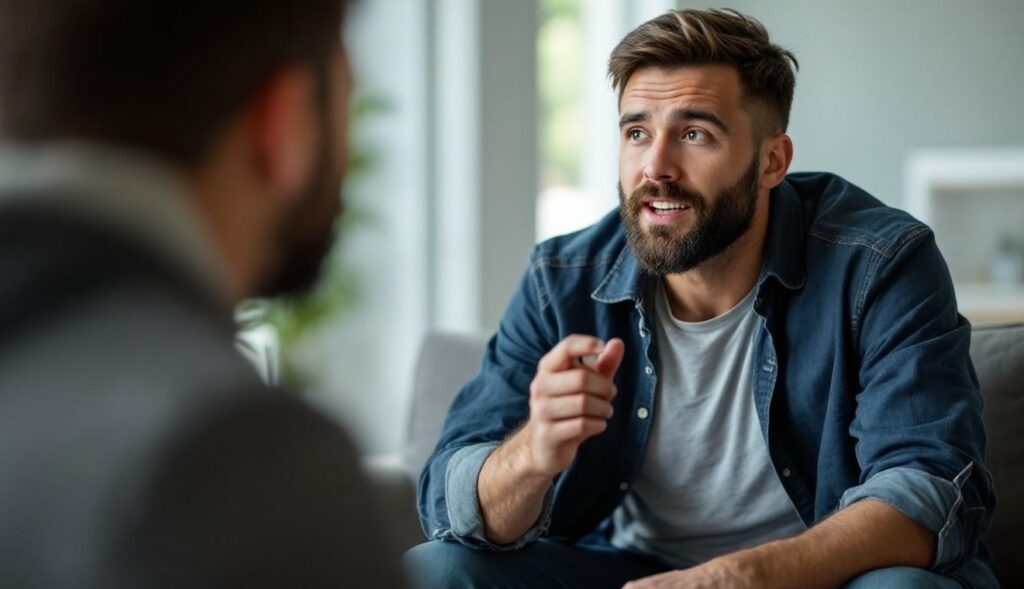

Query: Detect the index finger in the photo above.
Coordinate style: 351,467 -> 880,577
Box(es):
537,334 -> 606,374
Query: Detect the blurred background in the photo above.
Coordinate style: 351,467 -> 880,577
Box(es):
257,0 -> 1024,458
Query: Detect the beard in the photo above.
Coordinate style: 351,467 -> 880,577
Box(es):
254,107 -> 344,298
619,155 -> 760,276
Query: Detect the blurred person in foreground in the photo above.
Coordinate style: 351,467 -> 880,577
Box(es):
0,1 -> 406,587
408,9 -> 997,589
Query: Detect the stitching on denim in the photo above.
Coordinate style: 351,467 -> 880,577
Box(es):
531,255 -> 621,311
808,229 -> 893,256
592,248 -> 633,303
809,224 -> 930,259
852,250 -> 881,335
533,255 -> 617,269
850,225 -> 932,338
889,225 -> 931,257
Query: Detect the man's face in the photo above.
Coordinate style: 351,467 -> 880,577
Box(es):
617,65 -> 763,275
260,46 -> 353,297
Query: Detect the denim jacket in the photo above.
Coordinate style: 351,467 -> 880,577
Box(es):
418,172 -> 997,588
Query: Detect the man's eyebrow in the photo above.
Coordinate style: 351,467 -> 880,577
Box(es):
618,112 -> 649,128
672,108 -> 729,133
618,109 -> 730,133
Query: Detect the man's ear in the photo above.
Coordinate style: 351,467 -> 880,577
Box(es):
759,132 -> 794,190
246,66 -> 317,200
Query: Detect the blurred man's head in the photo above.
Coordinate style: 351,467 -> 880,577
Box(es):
608,9 -> 797,275
0,0 -> 353,299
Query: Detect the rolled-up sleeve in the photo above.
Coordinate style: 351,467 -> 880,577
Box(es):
434,441 -> 555,550
852,229 -> 995,574
838,463 -> 984,569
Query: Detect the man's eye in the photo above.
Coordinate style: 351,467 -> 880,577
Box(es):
628,129 -> 645,142
685,129 -> 709,142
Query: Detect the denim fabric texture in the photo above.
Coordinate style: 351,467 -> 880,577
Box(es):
417,173 -> 997,588
404,542 -> 964,589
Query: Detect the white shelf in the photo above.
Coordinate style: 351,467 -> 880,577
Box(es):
956,282 -> 1024,325
906,148 -> 1024,224
905,148 -> 1024,325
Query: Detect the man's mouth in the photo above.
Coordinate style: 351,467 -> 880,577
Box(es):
644,200 -> 692,215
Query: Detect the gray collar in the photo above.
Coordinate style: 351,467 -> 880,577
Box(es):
0,140 -> 227,303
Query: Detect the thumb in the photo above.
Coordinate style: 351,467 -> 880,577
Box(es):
594,338 -> 625,378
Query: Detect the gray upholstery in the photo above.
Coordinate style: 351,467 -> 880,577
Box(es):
400,326 -> 1023,585
381,331 -> 490,550
404,331 -> 491,480
971,323 -> 1024,585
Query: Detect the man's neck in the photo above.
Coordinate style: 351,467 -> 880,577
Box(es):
188,172 -> 269,307
661,210 -> 769,323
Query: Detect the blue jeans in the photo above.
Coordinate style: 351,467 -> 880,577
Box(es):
404,541 -> 965,589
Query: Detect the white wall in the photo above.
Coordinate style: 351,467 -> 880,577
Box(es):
297,0 -> 433,455
300,0 -> 538,456
680,0 -> 1024,204
434,0 -> 539,333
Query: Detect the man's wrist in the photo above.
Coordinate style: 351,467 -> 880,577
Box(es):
713,546 -> 774,589
504,425 -> 552,482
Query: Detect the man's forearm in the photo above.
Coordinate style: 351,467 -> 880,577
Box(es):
474,336 -> 623,545
724,499 -> 935,588
477,430 -> 554,544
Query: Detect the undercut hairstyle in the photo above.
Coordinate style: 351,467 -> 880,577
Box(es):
0,0 -> 348,166
608,9 -> 798,138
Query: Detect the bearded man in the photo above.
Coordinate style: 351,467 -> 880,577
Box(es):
0,1 -> 407,587
408,9 -> 996,589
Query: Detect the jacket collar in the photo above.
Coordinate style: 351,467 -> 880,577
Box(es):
757,179 -> 807,292
590,244 -> 648,304
590,179 -> 807,304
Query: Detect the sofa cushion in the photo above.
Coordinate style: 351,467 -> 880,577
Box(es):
970,322 -> 1024,585
404,331 -> 490,481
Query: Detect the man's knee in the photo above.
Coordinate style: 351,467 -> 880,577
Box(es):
403,541 -> 507,589
843,566 -> 961,589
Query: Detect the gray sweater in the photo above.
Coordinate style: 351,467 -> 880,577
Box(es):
0,144 -> 406,589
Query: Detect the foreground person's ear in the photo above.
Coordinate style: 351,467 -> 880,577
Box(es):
247,66 -> 318,201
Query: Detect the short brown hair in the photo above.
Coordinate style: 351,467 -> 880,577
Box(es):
608,9 -> 798,136
0,0 -> 348,167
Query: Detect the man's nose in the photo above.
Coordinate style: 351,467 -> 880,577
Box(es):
643,136 -> 681,184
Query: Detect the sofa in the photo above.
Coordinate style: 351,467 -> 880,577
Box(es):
381,324 -> 1022,586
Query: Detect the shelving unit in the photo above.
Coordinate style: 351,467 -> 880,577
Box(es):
905,148 -> 1024,325
954,282 -> 1024,325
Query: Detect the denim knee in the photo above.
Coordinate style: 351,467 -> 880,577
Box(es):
843,566 -> 962,589
403,541 -> 505,589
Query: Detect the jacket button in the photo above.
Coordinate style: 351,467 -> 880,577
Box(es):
619,482 -> 630,492
645,366 -> 654,376
782,468 -> 792,478
637,407 -> 649,419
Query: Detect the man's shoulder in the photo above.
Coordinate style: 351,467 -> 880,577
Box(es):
786,172 -> 931,259
0,202 -> 265,432
531,207 -> 627,270
0,254 -> 364,585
